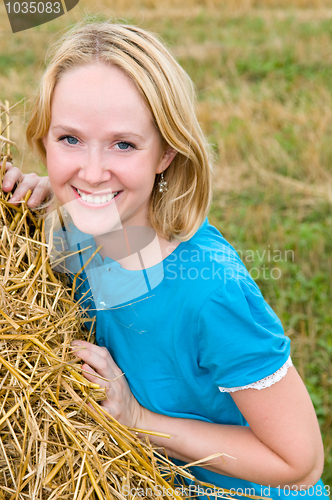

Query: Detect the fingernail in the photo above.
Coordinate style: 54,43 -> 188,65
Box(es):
2,181 -> 9,188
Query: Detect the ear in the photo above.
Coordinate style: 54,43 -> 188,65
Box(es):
156,147 -> 178,174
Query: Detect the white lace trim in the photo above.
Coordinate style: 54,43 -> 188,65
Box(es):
218,356 -> 293,393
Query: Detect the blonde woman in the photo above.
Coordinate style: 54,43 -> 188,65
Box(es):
3,21 -> 327,500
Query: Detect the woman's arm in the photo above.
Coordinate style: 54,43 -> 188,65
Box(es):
138,366 -> 324,489
1,162 -> 51,207
72,341 -> 324,489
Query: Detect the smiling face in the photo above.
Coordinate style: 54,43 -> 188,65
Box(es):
43,63 -> 176,236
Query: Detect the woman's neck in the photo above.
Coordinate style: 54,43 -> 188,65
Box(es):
94,226 -> 180,271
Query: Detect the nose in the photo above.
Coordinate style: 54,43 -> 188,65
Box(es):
78,149 -> 111,186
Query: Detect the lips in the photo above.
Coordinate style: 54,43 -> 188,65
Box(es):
72,186 -> 122,206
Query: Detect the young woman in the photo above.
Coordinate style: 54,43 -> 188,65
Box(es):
2,21 -> 327,500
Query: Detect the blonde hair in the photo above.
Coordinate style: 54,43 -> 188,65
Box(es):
26,20 -> 213,241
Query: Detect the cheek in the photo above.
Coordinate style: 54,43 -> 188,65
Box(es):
47,165 -> 73,202
117,161 -> 156,191
47,163 -> 66,185
130,174 -> 156,197
46,147 -> 74,181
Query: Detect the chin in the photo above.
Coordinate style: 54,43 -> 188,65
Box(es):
73,216 -> 123,237
65,200 -> 123,236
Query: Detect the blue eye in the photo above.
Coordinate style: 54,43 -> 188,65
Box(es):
58,135 -> 79,145
67,136 -> 78,145
116,142 -> 133,150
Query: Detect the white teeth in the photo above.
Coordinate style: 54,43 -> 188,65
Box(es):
76,189 -> 119,205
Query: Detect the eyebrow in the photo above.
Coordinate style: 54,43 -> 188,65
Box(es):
51,125 -> 144,141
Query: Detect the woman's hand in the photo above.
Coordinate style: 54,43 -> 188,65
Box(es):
1,162 -> 52,208
71,340 -> 145,428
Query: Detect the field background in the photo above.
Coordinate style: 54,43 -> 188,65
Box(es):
0,0 -> 331,487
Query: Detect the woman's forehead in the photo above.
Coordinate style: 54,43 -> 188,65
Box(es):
51,63 -> 154,131
54,63 -> 142,103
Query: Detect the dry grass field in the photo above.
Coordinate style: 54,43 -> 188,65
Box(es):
0,0 -> 332,486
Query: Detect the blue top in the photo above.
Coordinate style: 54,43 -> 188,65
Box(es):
49,216 -> 326,500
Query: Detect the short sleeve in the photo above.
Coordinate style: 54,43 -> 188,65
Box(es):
197,277 -> 291,390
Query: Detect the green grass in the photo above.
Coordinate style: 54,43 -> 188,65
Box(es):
0,0 -> 331,485
210,189 -> 332,481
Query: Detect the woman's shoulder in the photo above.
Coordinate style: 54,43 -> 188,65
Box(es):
191,221 -> 280,321
163,217 -> 262,312
190,218 -> 242,258
174,217 -> 249,278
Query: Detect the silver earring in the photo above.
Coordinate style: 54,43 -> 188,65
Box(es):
63,208 -> 68,218
158,172 -> 167,193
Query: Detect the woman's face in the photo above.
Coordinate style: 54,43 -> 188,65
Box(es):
43,63 -> 176,236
